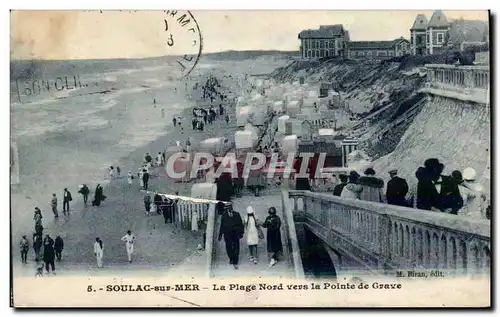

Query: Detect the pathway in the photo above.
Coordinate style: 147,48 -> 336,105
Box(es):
210,194 -> 295,278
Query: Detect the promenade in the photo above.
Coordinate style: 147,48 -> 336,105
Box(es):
211,195 -> 294,279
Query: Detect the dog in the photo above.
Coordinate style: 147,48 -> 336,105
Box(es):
35,264 -> 44,277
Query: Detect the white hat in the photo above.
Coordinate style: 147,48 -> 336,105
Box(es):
463,167 -> 477,181
246,206 -> 255,214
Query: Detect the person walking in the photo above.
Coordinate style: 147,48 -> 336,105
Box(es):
386,169 -> 409,207
243,206 -> 261,265
94,237 -> 104,268
144,193 -> 152,216
20,235 -> 29,264
218,203 -> 244,269
54,235 -> 64,261
116,166 -> 121,178
139,168 -> 144,189
33,233 -> 42,262
63,188 -> 72,215
92,184 -> 106,206
50,194 -> 59,218
261,207 -> 283,267
127,171 -> 134,187
78,184 -> 90,205
162,197 -> 174,224
142,169 -> 150,191
43,234 -> 56,274
109,166 -> 115,179
340,171 -> 363,199
121,230 -> 135,263
154,193 -> 163,215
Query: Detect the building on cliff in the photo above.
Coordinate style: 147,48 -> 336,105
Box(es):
347,37 -> 411,60
410,10 -> 489,55
298,24 -> 349,59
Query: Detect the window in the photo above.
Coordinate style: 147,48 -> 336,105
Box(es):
304,41 -> 309,49
329,40 -> 335,49
315,41 -> 319,49
357,51 -> 365,56
388,51 -> 394,56
377,51 -> 387,56
320,50 -> 324,58
366,51 -> 372,56
311,50 -> 315,58
426,34 -> 430,44
316,50 -> 320,58
437,33 -> 444,44
320,40 -> 325,49
307,50 -> 312,58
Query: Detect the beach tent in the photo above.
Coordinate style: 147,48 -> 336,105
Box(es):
248,107 -> 266,126
287,101 -> 301,118
302,98 -> 319,108
199,137 -> 225,155
318,128 -> 336,136
278,115 -> 290,134
236,96 -> 247,108
282,135 -> 299,155
285,119 -> 304,137
273,101 -> 285,113
244,123 -> 259,143
236,106 -> 251,127
235,130 -> 255,149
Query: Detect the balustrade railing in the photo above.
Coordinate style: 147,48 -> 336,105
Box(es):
286,190 -> 490,276
423,64 -> 490,104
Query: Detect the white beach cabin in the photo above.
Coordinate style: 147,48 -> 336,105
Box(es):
282,134 -> 299,155
278,115 -> 290,134
234,130 -> 255,149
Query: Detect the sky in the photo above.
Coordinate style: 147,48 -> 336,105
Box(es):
10,10 -> 489,60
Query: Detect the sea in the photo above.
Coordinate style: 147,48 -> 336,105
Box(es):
10,57 -> 216,236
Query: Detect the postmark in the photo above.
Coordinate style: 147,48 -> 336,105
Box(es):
163,10 -> 203,78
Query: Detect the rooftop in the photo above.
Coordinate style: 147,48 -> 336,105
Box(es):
411,14 -> 429,31
298,24 -> 346,39
347,39 -> 407,50
428,10 -> 450,28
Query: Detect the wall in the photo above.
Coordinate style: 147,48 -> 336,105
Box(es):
348,49 -> 394,60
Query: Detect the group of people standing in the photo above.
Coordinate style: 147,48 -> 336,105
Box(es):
217,202 -> 283,269
332,158 -> 489,219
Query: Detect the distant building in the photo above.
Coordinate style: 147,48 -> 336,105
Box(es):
298,25 -> 349,60
347,37 -> 411,60
410,10 -> 489,55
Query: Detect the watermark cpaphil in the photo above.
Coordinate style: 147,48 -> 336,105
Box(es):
164,10 -> 203,78
164,151 -> 345,181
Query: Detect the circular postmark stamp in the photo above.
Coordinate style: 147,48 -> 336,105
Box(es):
163,10 -> 203,78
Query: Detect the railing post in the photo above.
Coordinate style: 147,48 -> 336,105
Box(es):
377,214 -> 392,270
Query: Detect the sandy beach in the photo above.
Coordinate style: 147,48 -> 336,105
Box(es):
11,58 -> 283,277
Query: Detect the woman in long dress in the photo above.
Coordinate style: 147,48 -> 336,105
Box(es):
262,207 -> 283,267
138,169 -> 144,189
244,206 -> 260,264
93,237 -> 104,268
92,184 -> 106,206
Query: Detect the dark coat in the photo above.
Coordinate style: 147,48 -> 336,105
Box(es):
218,211 -> 244,241
93,185 -> 106,206
63,191 -> 72,202
143,172 -> 150,183
358,176 -> 385,203
54,237 -> 64,251
262,215 -> 283,254
386,176 -> 409,206
416,168 -> 464,213
333,183 -> 347,196
216,173 -> 234,201
43,237 -> 55,262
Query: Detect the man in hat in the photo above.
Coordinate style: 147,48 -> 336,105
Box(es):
333,174 -> 348,197
417,158 -> 463,213
386,169 -> 409,207
218,202 -> 244,269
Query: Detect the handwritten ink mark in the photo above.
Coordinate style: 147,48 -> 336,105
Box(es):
164,20 -> 169,32
167,34 -> 174,47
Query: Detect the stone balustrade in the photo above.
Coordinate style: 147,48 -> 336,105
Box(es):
422,64 -> 490,104
286,190 -> 490,276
